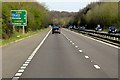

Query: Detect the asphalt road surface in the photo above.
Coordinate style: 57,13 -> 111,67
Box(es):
2,29 -> 50,78
2,28 -> 118,79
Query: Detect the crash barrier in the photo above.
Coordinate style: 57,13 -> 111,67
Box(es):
70,29 -> 120,46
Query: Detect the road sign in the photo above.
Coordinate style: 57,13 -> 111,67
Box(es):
11,10 -> 27,26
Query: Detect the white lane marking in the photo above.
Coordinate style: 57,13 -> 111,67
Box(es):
12,29 -> 52,79
62,31 -> 102,70
70,41 -> 72,43
23,64 -> 28,67
30,54 -> 35,57
66,37 -> 69,40
31,28 -> 52,55
15,73 -> 22,77
75,46 -> 78,48
72,43 -> 75,45
18,70 -> 24,73
68,39 -> 70,41
29,55 -> 34,58
28,57 -> 32,60
12,77 -> 20,80
64,29 -> 119,49
79,50 -> 83,53
20,66 -> 26,70
25,62 -> 30,64
94,65 -> 100,69
27,59 -> 31,62
85,56 -> 89,59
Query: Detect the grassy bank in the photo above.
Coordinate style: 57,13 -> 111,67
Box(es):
1,27 -> 50,46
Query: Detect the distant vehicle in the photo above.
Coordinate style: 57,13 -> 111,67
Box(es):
79,26 -> 86,31
73,25 -> 79,30
69,25 -> 73,29
52,25 -> 61,34
95,25 -> 102,32
108,26 -> 117,34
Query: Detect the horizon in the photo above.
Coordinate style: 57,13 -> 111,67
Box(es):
37,0 -> 99,12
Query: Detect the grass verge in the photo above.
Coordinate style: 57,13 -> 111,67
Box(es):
0,27 -> 50,46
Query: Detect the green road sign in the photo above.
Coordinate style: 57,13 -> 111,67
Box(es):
11,10 -> 27,26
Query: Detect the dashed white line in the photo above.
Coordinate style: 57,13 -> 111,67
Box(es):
12,29 -> 52,80
64,29 -> 119,49
18,70 -> 24,73
72,43 -> 75,45
25,62 -> 30,64
22,64 -> 28,67
30,54 -> 35,57
79,50 -> 83,53
68,39 -> 70,41
20,66 -> 26,70
85,56 -> 89,59
94,65 -> 100,70
62,31 -> 102,71
12,77 -> 20,80
28,57 -> 32,60
27,59 -> 31,62
66,37 -> 69,40
75,46 -> 78,48
15,73 -> 22,77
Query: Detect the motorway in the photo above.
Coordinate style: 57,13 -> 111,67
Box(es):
2,28 -> 118,79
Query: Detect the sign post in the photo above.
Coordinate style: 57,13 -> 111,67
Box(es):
23,26 -> 25,34
11,10 -> 27,34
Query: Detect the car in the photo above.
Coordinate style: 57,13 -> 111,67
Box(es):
95,27 -> 102,32
52,25 -> 61,34
95,25 -> 102,32
79,26 -> 86,31
68,25 -> 73,29
73,25 -> 79,30
108,26 -> 117,34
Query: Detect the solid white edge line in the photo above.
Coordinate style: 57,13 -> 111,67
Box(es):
12,28 -> 52,79
64,29 -> 120,49
31,28 -> 52,56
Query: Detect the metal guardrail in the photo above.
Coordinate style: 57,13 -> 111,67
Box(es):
70,29 -> 120,46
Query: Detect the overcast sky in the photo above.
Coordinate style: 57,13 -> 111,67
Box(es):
37,0 -> 99,12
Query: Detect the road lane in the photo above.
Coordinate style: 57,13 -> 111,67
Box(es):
62,28 -> 118,78
2,28 -> 50,78
20,32 -> 109,78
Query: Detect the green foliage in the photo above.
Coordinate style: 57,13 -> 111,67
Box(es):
1,28 -> 49,46
50,11 -> 76,26
2,2 -> 51,39
73,2 -> 119,30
